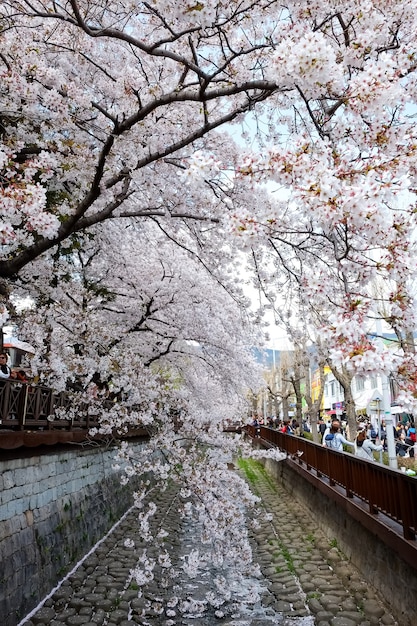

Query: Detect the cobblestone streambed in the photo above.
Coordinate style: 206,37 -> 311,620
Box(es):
20,461 -> 398,626
239,460 -> 398,626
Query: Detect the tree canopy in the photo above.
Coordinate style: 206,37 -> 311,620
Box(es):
2,2 -> 417,399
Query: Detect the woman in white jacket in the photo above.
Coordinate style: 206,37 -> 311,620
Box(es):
0,352 -> 11,379
356,428 -> 383,461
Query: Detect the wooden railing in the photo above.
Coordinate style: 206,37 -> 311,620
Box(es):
244,425 -> 417,543
0,379 -> 99,432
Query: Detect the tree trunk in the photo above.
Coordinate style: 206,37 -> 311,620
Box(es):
328,363 -> 356,440
304,360 -> 325,444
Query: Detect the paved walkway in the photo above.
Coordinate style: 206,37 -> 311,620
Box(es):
21,461 -> 398,626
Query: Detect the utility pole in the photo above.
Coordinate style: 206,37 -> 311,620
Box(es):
382,374 -> 397,469
375,316 -> 397,469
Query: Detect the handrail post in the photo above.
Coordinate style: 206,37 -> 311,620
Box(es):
17,384 -> 29,430
33,386 -> 42,421
344,452 -> 353,498
2,380 -> 11,424
398,479 -> 416,540
324,447 -> 336,486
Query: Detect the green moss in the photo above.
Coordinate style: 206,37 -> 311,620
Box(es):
237,458 -> 258,483
237,458 -> 277,492
280,544 -> 296,574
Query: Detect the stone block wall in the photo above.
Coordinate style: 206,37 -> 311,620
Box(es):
261,456 -> 417,626
0,443 -> 143,626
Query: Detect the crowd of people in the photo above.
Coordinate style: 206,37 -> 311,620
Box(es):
250,413 -> 417,463
251,415 -> 311,436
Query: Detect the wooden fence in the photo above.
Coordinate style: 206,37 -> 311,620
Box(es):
0,379 -> 99,432
244,424 -> 417,543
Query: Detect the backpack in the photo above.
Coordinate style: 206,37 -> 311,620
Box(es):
324,433 -> 338,449
325,432 -> 335,447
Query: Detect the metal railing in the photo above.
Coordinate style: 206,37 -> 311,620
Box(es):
244,425 -> 417,542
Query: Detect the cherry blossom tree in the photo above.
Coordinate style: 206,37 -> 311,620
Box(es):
5,1 -> 417,617
16,220 -> 261,420
1,0 -> 286,601
228,1 -> 417,410
14,218 -> 288,619
0,0 -> 283,288
3,0 -> 417,400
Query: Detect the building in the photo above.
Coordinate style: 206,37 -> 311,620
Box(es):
2,333 -> 35,370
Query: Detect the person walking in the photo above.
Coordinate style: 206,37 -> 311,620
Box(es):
395,431 -> 410,457
318,418 -> 327,443
323,419 -> 355,452
356,427 -> 383,461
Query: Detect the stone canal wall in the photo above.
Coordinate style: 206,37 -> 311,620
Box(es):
3,441 -> 417,626
0,443 -> 143,626
261,455 -> 417,626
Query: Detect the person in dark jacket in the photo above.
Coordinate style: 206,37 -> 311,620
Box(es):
395,432 -> 409,457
